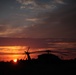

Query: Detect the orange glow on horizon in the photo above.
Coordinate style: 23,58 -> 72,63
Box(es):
0,46 -> 39,61
0,46 -> 27,61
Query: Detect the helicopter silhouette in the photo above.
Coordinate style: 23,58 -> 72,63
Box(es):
0,46 -> 69,61
24,47 -> 70,61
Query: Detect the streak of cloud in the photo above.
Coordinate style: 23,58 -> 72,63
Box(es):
16,0 -> 64,9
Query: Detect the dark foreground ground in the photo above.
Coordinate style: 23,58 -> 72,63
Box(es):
0,54 -> 76,75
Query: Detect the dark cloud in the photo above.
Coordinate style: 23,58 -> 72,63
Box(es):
17,0 -> 64,9
14,2 -> 76,38
35,0 -> 53,6
0,0 -> 76,38
64,0 -> 76,4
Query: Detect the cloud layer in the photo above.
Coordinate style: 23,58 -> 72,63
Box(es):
0,0 -> 76,38
16,0 -> 64,9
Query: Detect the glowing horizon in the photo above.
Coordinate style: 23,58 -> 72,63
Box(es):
0,46 -> 28,61
0,40 -> 76,62
0,46 -> 44,61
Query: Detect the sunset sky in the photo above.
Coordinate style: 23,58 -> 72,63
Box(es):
0,0 -> 76,38
0,0 -> 76,61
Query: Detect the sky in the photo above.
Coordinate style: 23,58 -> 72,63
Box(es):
0,0 -> 76,38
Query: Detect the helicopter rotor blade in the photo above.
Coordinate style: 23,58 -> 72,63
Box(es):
29,50 -> 65,54
26,46 -> 30,52
51,51 -> 68,56
29,50 -> 69,56
0,52 -> 25,55
29,50 -> 49,54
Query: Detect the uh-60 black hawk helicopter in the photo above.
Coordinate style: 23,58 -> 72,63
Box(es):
0,46 -> 68,63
